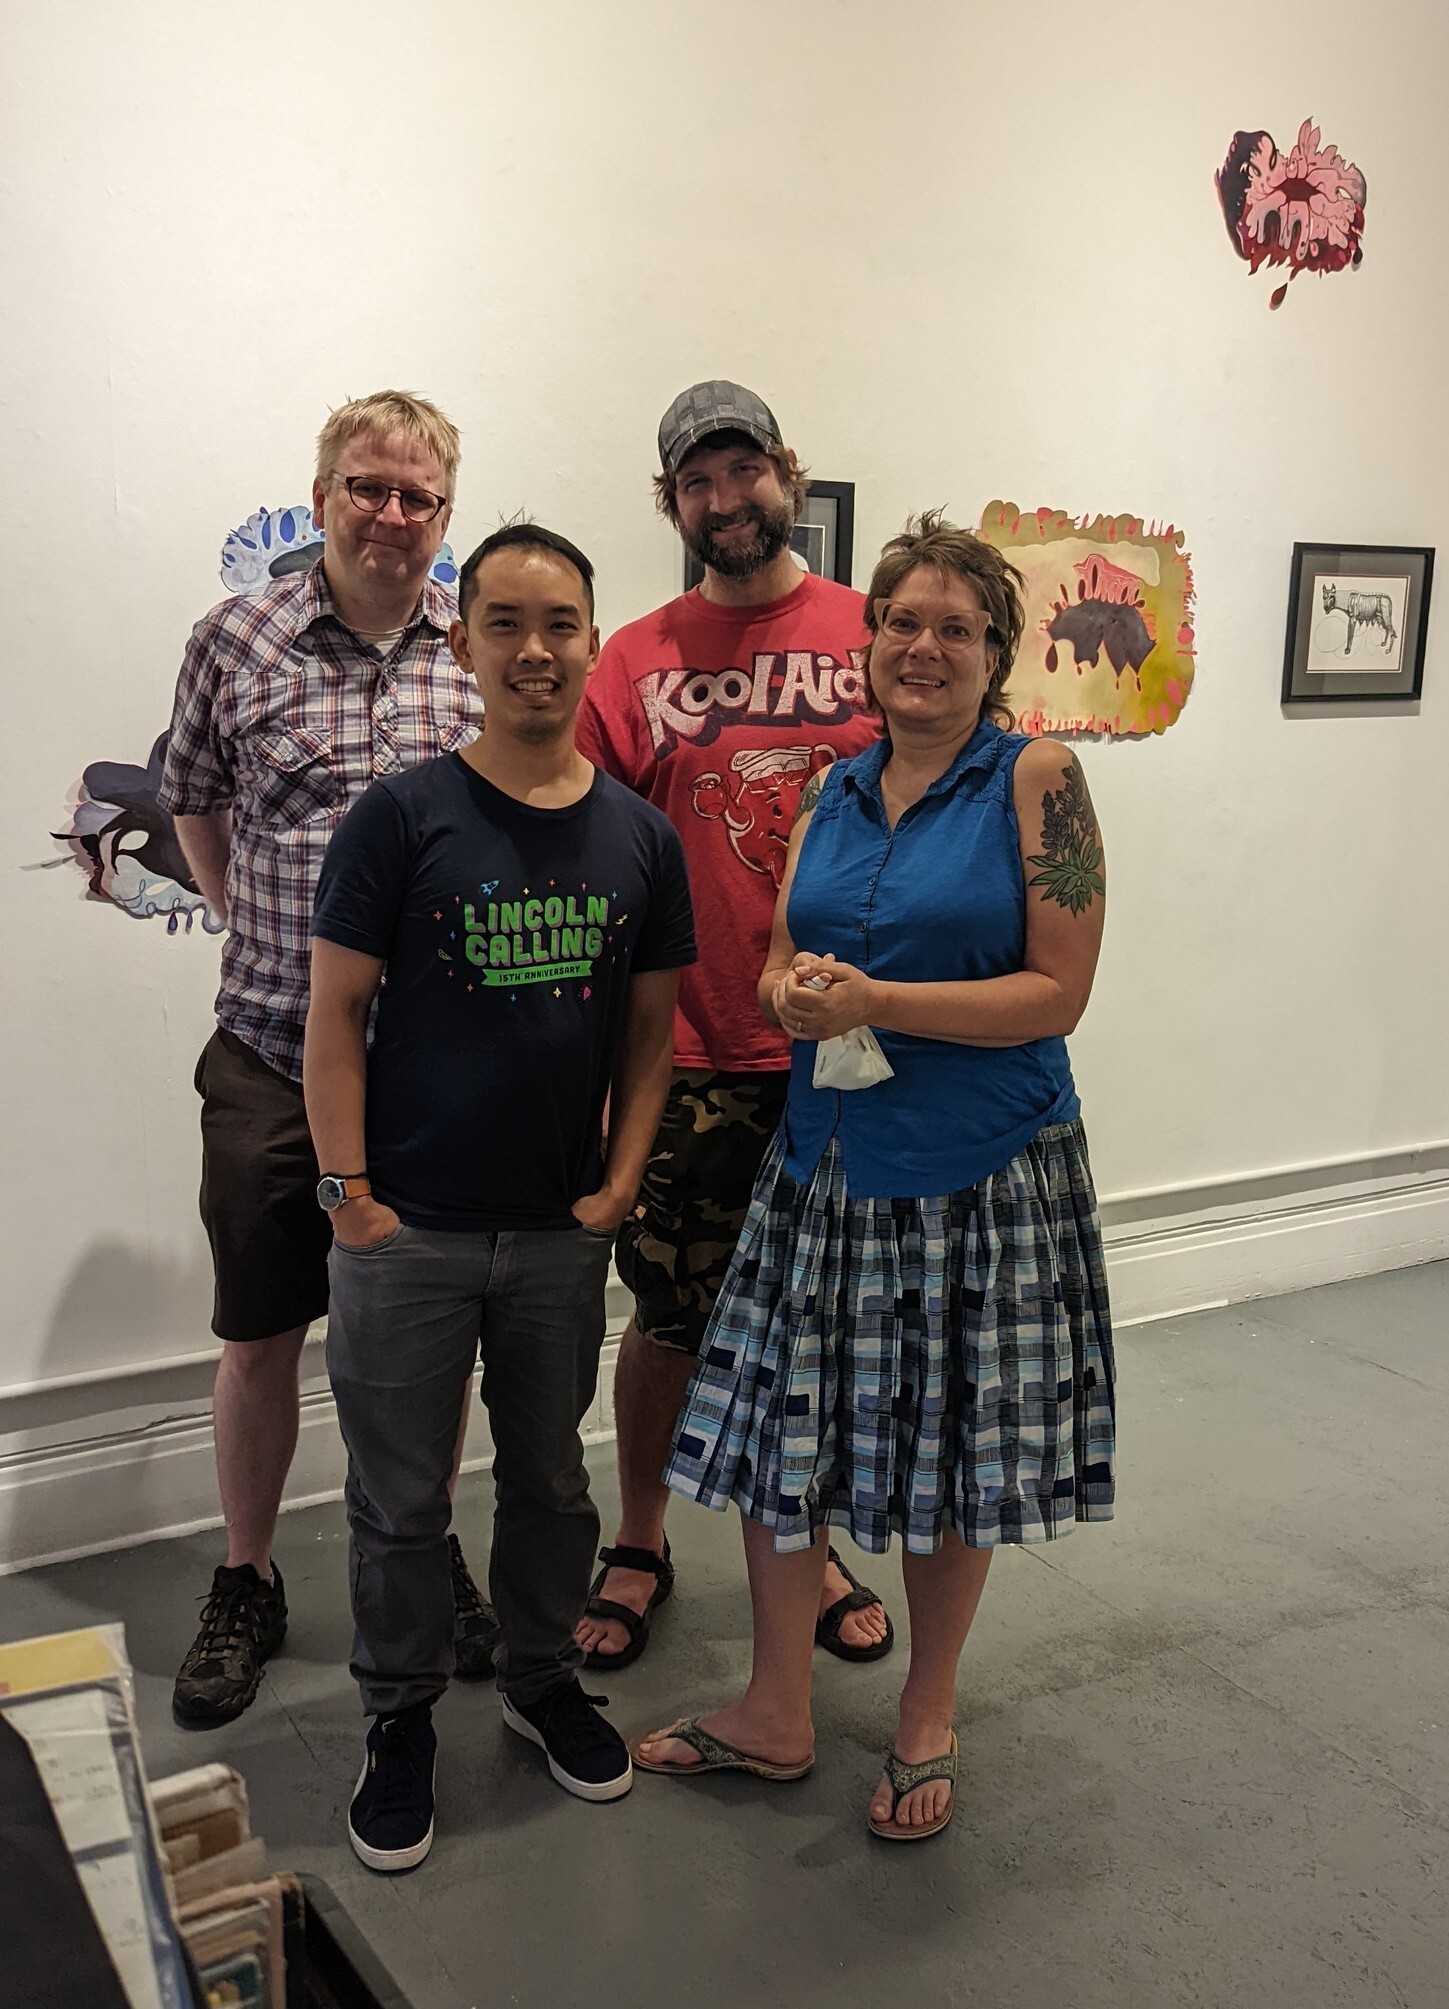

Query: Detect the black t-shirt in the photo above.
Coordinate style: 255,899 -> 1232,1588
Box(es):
312,753 -> 695,1231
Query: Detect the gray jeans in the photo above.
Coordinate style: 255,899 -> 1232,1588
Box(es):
325,1221 -> 614,1715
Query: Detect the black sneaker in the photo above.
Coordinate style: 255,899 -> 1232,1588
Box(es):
348,1703 -> 437,1873
172,1562 -> 287,1728
450,1534 -> 501,1681
501,1682 -> 632,1802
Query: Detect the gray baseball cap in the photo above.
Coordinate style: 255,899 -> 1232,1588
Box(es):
657,380 -> 783,479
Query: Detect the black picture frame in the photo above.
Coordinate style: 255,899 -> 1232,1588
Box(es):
1282,542 -> 1434,705
685,480 -> 856,592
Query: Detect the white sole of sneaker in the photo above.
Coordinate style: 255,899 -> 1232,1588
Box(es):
500,1694 -> 633,1802
347,1758 -> 435,1872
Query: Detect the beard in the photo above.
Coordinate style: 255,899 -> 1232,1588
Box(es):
683,498 -> 795,579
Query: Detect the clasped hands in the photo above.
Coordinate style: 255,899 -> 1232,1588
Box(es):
773,952 -> 879,1043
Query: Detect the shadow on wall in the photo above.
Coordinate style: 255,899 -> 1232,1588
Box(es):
42,1237 -> 217,1384
10,507 -> 469,1582
0,1236 -> 219,1583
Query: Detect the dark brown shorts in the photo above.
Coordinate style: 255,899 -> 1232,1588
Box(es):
196,1027 -> 331,1342
614,1068 -> 788,1358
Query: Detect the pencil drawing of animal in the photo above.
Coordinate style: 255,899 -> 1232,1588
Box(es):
1321,582 -> 1397,654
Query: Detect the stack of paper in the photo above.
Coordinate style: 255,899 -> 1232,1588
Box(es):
0,1624 -> 193,2009
149,1763 -> 302,2004
153,1763 -> 267,1904
2,1626 -> 397,2007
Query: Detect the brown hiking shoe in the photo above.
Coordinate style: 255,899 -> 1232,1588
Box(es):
450,1534 -> 501,1680
172,1562 -> 287,1727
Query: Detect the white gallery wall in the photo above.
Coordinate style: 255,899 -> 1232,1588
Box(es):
2,0 -> 1446,1568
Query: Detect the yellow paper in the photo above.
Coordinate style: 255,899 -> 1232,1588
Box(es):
0,1622 -> 126,1698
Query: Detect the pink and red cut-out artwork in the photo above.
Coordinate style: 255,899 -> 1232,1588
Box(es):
1216,119 -> 1367,309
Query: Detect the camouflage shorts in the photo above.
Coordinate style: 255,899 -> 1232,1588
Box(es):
616,1068 -> 789,1358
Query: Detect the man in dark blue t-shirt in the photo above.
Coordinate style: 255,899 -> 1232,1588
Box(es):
306,524 -> 694,1871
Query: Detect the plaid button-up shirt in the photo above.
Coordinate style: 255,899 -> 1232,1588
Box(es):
159,565 -> 482,1080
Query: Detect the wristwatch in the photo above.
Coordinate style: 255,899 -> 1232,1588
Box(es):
317,1173 -> 371,1213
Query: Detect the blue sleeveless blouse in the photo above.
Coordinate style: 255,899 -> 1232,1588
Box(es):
781,721 -> 1080,1198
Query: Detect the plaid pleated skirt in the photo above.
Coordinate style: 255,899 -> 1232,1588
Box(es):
663,1119 -> 1116,1554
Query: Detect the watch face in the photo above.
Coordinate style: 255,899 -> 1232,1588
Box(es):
317,1176 -> 345,1212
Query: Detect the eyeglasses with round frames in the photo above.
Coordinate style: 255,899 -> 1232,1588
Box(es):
337,475 -> 448,523
874,599 -> 992,652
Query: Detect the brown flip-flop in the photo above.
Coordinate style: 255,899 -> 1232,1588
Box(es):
631,1717 -> 814,1782
867,1732 -> 958,1841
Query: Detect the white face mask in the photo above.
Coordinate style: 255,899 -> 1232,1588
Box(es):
812,1026 -> 894,1092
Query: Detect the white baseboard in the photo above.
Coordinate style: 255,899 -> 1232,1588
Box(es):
1098,1141 -> 1449,1322
2,1148 -> 1446,1574
0,1337 -> 624,1579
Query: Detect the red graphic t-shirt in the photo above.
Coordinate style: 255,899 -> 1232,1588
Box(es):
575,571 -> 878,1071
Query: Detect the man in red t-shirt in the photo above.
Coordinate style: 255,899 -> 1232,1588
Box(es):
573,381 -> 893,1668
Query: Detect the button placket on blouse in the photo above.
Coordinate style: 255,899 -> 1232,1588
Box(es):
858,837 -> 889,956
871,768 -> 982,953
857,781 -> 921,966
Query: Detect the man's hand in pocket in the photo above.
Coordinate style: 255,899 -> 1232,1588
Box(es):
332,1197 -> 402,1250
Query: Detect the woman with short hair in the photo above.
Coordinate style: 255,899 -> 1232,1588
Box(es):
634,511 -> 1116,1841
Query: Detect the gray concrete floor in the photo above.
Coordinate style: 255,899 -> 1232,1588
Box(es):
3,1263 -> 1448,2009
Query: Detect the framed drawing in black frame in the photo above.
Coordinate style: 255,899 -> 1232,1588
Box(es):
685,480 -> 856,592
1282,542 -> 1434,704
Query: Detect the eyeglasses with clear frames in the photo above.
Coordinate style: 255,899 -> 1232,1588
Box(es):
337,475 -> 448,523
874,599 -> 993,652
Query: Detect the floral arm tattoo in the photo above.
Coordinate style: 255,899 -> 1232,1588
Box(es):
1026,762 -> 1104,915
794,769 -> 826,825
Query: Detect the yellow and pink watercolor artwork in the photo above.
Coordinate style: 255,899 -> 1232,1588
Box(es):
978,503 -> 1196,737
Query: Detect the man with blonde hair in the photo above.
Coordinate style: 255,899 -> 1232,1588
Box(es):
161,391 -> 496,1726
